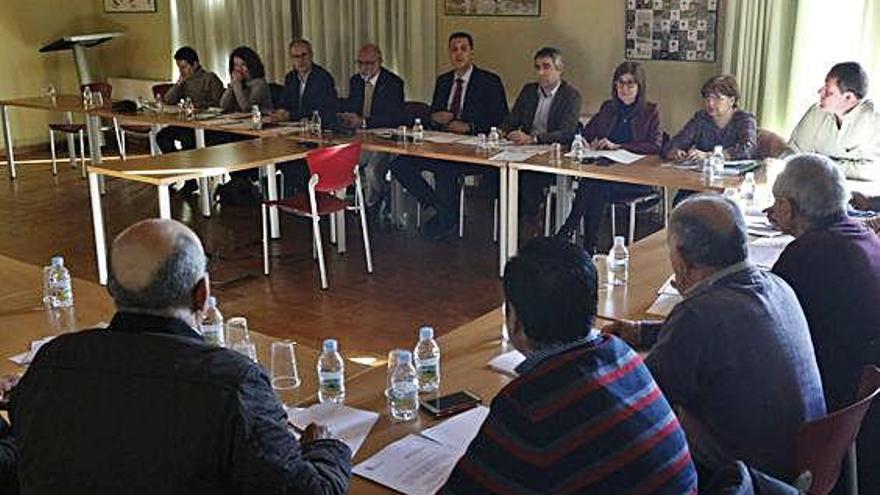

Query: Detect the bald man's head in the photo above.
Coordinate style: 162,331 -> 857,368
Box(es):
107,219 -> 207,314
669,194 -> 748,269
356,43 -> 382,78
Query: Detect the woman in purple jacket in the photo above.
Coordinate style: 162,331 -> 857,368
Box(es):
556,61 -> 663,252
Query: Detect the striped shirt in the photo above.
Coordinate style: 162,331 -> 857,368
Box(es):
441,335 -> 697,494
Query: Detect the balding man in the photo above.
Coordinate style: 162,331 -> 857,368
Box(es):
272,38 -> 338,129
9,219 -> 351,494
606,195 -> 825,486
766,154 -> 880,491
338,43 -> 406,222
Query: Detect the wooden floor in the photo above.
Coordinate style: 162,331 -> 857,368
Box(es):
0,151 -> 503,358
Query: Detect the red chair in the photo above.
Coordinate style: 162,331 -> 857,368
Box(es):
261,143 -> 373,289
113,83 -> 174,159
49,82 -> 113,177
794,365 -> 880,495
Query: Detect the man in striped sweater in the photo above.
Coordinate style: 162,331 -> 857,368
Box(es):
442,238 -> 697,494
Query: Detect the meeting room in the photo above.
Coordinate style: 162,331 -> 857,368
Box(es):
0,0 -> 879,493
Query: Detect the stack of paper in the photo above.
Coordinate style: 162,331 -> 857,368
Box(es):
422,131 -> 467,144
286,404 -> 379,457
749,235 -> 794,269
646,276 -> 683,317
8,336 -> 56,366
487,349 -> 525,377
353,406 -> 490,494
488,149 -> 544,162
564,149 -> 645,164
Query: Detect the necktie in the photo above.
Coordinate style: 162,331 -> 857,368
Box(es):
450,78 -> 464,118
363,81 -> 374,119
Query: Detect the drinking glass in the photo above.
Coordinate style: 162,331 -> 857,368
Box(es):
226,317 -> 256,361
271,340 -> 301,390
476,133 -> 487,149
92,92 -> 104,108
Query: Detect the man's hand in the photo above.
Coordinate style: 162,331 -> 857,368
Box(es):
685,148 -> 710,161
431,111 -> 454,126
446,120 -> 470,134
592,138 -> 621,151
602,320 -> 641,347
0,373 -> 22,406
668,148 -> 688,162
267,109 -> 290,123
300,423 -> 334,444
337,112 -> 363,129
507,130 -> 534,146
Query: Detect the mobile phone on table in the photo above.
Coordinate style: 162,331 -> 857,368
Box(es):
420,390 -> 482,418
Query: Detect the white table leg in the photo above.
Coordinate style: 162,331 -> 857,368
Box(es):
86,114 -> 103,166
265,163 -> 280,238
498,166 -> 508,277
149,123 -> 161,156
336,197 -> 347,254
554,175 -> 572,229
158,184 -> 171,219
88,172 -> 108,285
1,105 -> 16,179
194,128 -> 212,217
507,167 -> 519,262
64,111 -> 76,168
664,186 -> 671,227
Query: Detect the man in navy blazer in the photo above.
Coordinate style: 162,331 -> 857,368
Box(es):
391,32 -> 508,240
339,44 -> 406,220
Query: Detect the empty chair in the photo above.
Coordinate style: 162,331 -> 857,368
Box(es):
49,82 -> 112,177
261,143 -> 373,290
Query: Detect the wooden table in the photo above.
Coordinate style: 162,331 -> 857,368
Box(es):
86,138 -> 310,284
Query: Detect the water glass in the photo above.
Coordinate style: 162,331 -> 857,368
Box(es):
270,340 -> 301,390
592,254 -> 608,287
92,92 -> 104,108
226,317 -> 256,360
397,125 -> 408,143
476,133 -> 487,149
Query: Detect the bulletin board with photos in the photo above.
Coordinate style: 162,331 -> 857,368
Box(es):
625,0 -> 718,62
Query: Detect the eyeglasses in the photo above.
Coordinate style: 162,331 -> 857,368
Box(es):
703,93 -> 731,102
615,79 -> 638,88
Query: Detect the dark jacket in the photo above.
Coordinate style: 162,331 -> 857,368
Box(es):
9,312 -> 351,495
0,418 -> 17,495
279,63 -> 339,129
341,67 -> 406,129
501,80 -> 582,145
667,109 -> 757,159
430,65 -> 508,135
582,99 -> 663,154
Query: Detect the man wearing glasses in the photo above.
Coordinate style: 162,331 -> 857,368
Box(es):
338,43 -> 406,223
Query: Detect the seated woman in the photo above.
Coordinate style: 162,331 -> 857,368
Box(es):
219,46 -> 273,114
555,61 -> 662,252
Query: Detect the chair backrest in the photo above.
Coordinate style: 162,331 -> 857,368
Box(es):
404,101 -> 431,126
306,143 -> 362,193
152,83 -> 174,101
81,82 -> 112,102
795,365 -> 880,495
755,128 -> 788,159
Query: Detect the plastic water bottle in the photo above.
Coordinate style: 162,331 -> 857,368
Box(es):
710,145 -> 725,178
487,126 -> 500,149
607,236 -> 629,286
571,133 -> 588,160
310,110 -> 322,136
388,350 -> 419,421
184,98 -> 195,120
740,172 -> 757,207
199,296 -> 225,347
251,104 -> 262,131
82,87 -> 92,109
317,339 -> 346,404
412,118 -> 424,144
414,326 -> 440,393
42,256 -> 73,309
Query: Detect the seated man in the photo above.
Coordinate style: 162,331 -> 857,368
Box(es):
787,62 -> 880,181
156,46 -> 224,154
9,219 -> 351,494
502,46 -> 581,221
442,238 -> 697,494
606,195 -> 826,484
338,43 -> 406,222
271,38 -> 340,195
391,32 -> 508,240
766,153 -> 880,491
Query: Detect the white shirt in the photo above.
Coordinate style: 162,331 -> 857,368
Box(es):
788,99 -> 880,181
297,70 -> 311,100
531,82 -> 561,136
446,65 -> 474,113
361,71 -> 380,87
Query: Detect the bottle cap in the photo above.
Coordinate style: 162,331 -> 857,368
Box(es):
51,255 -> 64,267
614,236 -> 625,246
396,350 -> 412,362
414,118 -> 421,124
419,326 -> 434,341
207,296 -> 217,308
323,339 -> 338,352
714,145 -> 723,153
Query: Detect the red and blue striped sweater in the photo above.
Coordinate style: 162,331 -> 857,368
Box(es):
442,334 -> 697,494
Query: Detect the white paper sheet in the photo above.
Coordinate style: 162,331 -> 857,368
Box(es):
488,149 -> 543,162
422,131 -> 468,144
286,404 -> 379,457
420,405 -> 490,454
487,350 -> 525,377
564,149 -> 645,164
748,235 -> 794,269
744,212 -> 783,237
646,293 -> 683,317
457,136 -> 512,147
353,434 -> 462,495
657,275 -> 680,296
8,336 -> 56,366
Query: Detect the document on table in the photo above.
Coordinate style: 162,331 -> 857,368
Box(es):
422,131 -> 468,144
353,406 -> 490,494
744,212 -> 783,237
749,235 -> 794,269
487,349 -> 525,377
8,336 -> 56,366
564,149 -> 645,164
647,276 -> 682,317
286,404 -> 378,457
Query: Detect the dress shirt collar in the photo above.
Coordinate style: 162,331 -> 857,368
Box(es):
453,65 -> 474,85
361,71 -> 380,87
109,311 -> 203,341
683,260 -> 753,298
539,81 -> 561,99
515,329 -> 601,375
297,70 -> 311,85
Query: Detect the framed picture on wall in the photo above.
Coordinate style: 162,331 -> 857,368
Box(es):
625,0 -> 717,62
104,0 -> 157,13
445,0 -> 541,17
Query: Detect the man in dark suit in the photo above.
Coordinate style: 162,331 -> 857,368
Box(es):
391,32 -> 508,240
502,46 -> 582,219
338,43 -> 406,221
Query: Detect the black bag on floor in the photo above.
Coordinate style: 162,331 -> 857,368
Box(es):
214,176 -> 261,206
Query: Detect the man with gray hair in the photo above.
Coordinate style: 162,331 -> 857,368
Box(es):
606,195 -> 825,486
767,153 -> 880,491
9,219 -> 352,494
